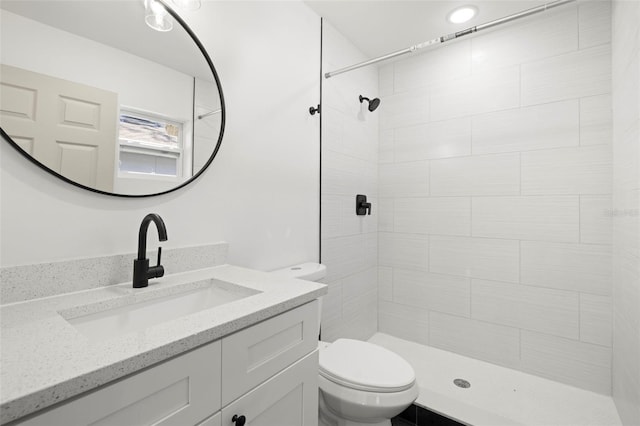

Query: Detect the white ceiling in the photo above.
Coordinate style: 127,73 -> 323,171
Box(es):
304,0 -> 550,58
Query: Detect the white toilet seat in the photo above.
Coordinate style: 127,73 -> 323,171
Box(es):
319,339 -> 416,392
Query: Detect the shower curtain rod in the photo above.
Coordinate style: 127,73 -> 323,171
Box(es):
324,0 -> 575,79
197,108 -> 221,120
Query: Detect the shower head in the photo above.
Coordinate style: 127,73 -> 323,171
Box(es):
359,95 -> 381,112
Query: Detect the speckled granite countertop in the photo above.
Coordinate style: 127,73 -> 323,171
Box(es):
0,265 -> 327,424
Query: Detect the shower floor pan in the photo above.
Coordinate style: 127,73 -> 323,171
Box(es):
369,333 -> 622,426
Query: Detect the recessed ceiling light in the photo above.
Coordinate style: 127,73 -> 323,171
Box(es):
447,6 -> 478,24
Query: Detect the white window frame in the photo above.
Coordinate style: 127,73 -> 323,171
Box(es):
117,107 -> 186,182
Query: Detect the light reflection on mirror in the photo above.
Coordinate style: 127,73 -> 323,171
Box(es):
0,0 -> 224,197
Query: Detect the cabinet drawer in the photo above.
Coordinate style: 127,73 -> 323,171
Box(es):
221,300 -> 318,405
222,351 -> 319,426
18,340 -> 222,426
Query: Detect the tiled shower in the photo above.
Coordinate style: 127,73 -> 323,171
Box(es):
320,0 -> 638,424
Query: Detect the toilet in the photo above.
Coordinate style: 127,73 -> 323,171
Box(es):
272,263 -> 419,426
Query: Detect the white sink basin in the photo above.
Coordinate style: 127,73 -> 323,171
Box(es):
63,279 -> 259,342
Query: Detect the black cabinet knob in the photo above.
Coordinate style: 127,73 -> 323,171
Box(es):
232,414 -> 246,426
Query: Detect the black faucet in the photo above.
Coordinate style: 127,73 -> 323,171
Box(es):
133,213 -> 168,288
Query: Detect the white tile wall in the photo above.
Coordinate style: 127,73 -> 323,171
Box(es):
430,65 -> 520,121
521,44 -> 611,106
321,234 -> 371,282
580,293 -> 612,347
378,63 -> 394,97
580,195 -> 613,244
321,280 -> 343,325
521,145 -> 612,195
471,279 -> 579,339
380,90 -> 429,130
394,118 -> 471,162
322,150 -> 374,196
612,0 -> 640,422
379,161 -> 429,197
393,269 -> 470,317
468,65 -> 522,116
429,312 -> 521,368
378,266 -> 393,301
580,94 -> 613,146
377,197 -> 394,232
471,6 -> 577,73
578,1 -> 612,50
430,153 -> 520,196
379,128 -> 394,164
521,331 -> 612,394
379,300 -> 429,345
378,232 -> 428,271
520,241 -> 612,295
342,267 -> 377,303
321,21 -> 379,342
394,40 -> 471,93
472,196 -> 580,243
342,285 -> 378,339
429,236 -> 520,282
472,100 -> 579,154
375,1 -> 614,394
395,197 -> 471,236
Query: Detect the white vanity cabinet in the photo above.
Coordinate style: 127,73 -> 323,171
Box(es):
220,300 -> 319,426
15,301 -> 319,426
221,352 -> 318,426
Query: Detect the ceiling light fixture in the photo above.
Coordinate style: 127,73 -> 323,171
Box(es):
145,0 -> 173,32
447,5 -> 478,24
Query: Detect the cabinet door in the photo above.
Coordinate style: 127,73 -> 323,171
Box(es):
221,301 -> 318,406
196,412 -> 221,426
17,341 -> 221,426
221,351 -> 318,426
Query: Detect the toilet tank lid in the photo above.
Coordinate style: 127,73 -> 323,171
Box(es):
271,262 -> 327,281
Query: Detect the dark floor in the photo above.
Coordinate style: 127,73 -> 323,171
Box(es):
392,404 -> 465,426
392,418 -> 414,426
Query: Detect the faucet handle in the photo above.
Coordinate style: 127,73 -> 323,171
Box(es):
147,247 -> 165,280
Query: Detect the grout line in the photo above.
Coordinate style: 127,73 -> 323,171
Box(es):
469,276 -> 473,319
468,196 -> 473,239
578,291 -> 582,342
519,152 -> 522,196
579,194 -> 582,244
518,328 -> 522,361
518,239 -> 522,284
578,95 -> 583,147
518,64 -> 522,108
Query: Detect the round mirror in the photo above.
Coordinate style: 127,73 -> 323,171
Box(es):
0,0 -> 225,197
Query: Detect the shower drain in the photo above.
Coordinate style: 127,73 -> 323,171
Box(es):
453,378 -> 471,389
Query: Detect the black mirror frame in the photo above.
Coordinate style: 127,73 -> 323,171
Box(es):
0,0 -> 225,198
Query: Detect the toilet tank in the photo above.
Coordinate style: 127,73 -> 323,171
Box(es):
271,263 -> 326,338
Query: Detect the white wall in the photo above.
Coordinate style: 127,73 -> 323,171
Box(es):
376,1 -> 614,394
320,21 -> 379,342
0,2 -> 320,274
612,0 -> 640,423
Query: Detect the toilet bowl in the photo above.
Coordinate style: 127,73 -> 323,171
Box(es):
318,339 -> 419,426
271,263 -> 418,426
